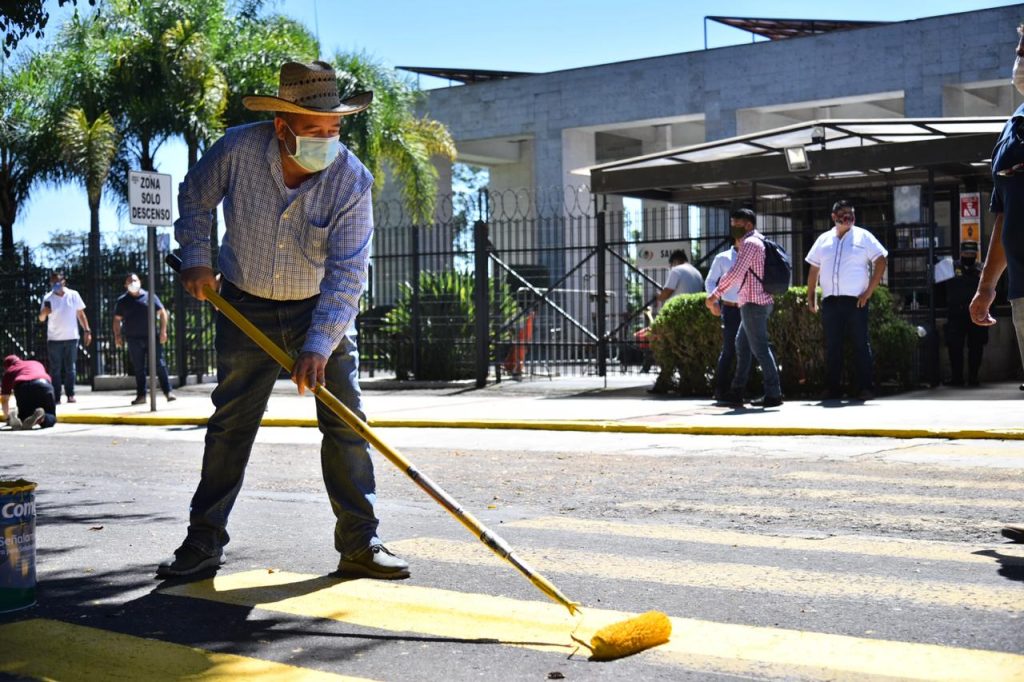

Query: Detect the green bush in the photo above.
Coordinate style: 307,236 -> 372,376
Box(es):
650,286 -> 919,397
384,271 -> 517,380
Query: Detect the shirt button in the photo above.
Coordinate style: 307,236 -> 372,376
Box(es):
275,274 -> 281,279
278,243 -> 284,249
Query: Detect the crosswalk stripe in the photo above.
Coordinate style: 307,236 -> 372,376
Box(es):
715,485 -> 1018,509
388,538 -> 1018,611
163,570 -> 1024,681
0,618 -> 374,681
778,470 -> 1024,491
507,516 -> 1024,564
611,498 -> 997,532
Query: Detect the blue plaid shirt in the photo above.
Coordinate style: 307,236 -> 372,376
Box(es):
175,122 -> 374,359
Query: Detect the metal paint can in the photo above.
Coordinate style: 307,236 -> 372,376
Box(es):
0,480 -> 37,613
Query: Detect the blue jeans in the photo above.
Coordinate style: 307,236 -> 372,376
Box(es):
715,304 -> 743,397
47,339 -> 78,400
731,303 -> 781,398
184,281 -> 378,556
126,336 -> 172,396
821,296 -> 872,394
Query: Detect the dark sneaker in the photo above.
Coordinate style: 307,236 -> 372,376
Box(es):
131,395 -> 147,405
716,390 -> 744,408
854,389 -> 875,401
1002,524 -> 1024,543
6,412 -> 22,429
67,395 -> 77,403
156,544 -> 225,578
165,392 -> 177,401
751,395 -> 783,408
819,389 -> 842,401
336,544 -> 410,580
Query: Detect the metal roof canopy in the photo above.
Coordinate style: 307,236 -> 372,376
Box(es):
396,66 -> 535,84
707,16 -> 889,41
590,117 -> 1005,204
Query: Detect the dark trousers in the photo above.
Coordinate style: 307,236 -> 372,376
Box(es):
184,281 -> 378,557
47,339 -> 77,400
821,296 -> 873,394
714,304 -> 743,397
13,379 -> 57,428
945,315 -> 987,384
126,335 -> 172,396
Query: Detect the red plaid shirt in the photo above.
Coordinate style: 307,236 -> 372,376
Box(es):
712,230 -> 774,306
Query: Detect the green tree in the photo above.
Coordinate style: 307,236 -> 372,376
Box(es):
57,109 -> 118,251
331,52 -> 456,224
0,0 -> 95,57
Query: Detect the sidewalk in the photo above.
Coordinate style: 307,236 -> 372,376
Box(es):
47,376 -> 1024,440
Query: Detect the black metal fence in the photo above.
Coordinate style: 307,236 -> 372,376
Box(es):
2,185 -> 986,387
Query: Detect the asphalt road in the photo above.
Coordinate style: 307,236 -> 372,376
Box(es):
1,424 -> 1023,681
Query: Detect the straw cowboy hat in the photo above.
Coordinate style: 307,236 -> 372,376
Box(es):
242,61 -> 372,117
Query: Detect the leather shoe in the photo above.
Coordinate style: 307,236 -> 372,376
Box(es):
1002,524 -> 1024,543
750,395 -> 783,408
337,544 -> 410,580
156,544 -> 224,578
854,389 -> 875,401
131,395 -> 147,405
819,389 -> 842,401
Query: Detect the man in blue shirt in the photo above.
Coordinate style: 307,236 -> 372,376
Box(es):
112,272 -> 176,405
970,24 -> 1024,544
160,61 -> 409,579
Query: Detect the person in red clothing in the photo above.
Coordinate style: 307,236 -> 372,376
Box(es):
2,355 -> 57,430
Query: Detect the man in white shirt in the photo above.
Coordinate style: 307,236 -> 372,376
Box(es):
805,201 -> 888,401
38,271 -> 91,403
656,249 -> 704,306
704,238 -> 743,400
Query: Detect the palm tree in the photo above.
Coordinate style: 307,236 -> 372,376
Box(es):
57,109 -> 118,250
330,53 -> 456,225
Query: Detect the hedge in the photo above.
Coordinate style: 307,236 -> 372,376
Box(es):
649,287 -> 919,397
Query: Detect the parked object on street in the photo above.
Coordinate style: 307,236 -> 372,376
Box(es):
0,479 -> 37,613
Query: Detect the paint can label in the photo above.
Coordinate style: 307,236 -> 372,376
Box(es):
0,480 -> 37,613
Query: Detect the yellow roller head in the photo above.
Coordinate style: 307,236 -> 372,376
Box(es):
588,610 -> 672,661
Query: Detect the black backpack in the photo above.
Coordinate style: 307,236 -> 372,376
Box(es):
754,237 -> 793,295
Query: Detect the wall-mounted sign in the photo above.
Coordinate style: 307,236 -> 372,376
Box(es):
128,170 -> 173,226
959,192 -> 981,246
636,240 -> 693,270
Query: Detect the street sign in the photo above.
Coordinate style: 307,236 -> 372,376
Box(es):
636,240 -> 693,270
128,170 -> 173,227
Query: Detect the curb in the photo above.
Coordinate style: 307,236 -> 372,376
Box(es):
56,413 -> 1024,440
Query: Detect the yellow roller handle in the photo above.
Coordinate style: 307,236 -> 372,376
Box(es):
167,256 -> 581,616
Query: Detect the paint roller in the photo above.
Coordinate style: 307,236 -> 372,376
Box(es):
166,254 -> 670,660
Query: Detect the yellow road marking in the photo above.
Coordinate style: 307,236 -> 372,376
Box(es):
0,618 -> 372,681
508,516 -> 1024,564
779,470 -> 1024,491
716,485 -> 1019,509
164,570 -> 1024,681
390,538 -> 1018,611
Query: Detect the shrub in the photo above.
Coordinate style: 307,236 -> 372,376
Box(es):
384,271 -> 517,380
650,286 -> 919,397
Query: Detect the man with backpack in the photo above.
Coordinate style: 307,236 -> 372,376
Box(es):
805,200 -> 888,401
705,208 -> 783,408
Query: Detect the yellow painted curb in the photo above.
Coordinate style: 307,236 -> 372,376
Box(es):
56,413 -> 1024,440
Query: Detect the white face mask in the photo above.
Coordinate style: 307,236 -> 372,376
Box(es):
285,123 -> 341,173
127,281 -> 141,294
1013,56 -> 1024,96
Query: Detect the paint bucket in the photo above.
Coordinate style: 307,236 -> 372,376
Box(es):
0,480 -> 37,613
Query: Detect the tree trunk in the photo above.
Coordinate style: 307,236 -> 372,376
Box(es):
88,195 -> 101,379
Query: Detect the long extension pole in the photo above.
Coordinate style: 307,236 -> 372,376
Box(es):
166,255 -> 580,615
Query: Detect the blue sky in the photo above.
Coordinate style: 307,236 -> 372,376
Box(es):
11,0 -> 1023,249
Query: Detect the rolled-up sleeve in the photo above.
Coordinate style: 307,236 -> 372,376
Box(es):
303,189 -> 374,358
175,136 -> 231,270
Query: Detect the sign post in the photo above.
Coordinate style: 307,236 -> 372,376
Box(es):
128,170 -> 173,412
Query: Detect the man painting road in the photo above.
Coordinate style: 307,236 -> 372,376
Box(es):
160,61 -> 409,580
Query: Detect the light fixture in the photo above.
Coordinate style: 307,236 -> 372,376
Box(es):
784,145 -> 810,172
811,125 -> 826,146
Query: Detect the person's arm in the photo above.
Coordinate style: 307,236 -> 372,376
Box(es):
858,255 -> 887,308
970,213 -> 1007,326
76,308 -> 92,346
158,307 -> 169,344
806,265 -> 820,313
1,393 -> 9,419
293,187 -> 374,394
112,314 -> 124,348
656,286 -> 675,305
38,297 -> 50,322
175,134 -> 231,301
